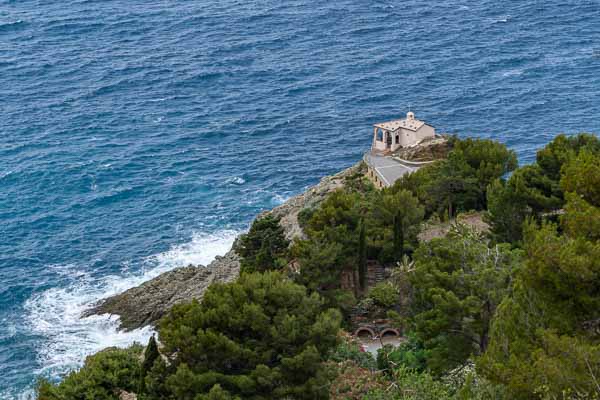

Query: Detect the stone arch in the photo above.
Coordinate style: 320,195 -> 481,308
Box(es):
380,328 -> 400,338
354,327 -> 376,339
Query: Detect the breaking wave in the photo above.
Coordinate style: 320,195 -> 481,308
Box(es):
23,230 -> 238,382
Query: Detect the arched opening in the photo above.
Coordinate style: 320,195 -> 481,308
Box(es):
354,327 -> 376,340
380,328 -> 400,338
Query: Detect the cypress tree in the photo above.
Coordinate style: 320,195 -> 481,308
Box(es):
139,334 -> 160,394
358,218 -> 367,291
393,212 -> 404,260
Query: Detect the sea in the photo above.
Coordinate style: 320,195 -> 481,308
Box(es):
1,0 -> 599,397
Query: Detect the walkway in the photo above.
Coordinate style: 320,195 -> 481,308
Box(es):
364,153 -> 418,187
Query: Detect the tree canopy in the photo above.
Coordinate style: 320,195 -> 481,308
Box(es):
410,225 -> 522,375
238,215 -> 289,273
394,138 -> 517,219
479,149 -> 600,398
486,133 -> 600,244
37,346 -> 143,400
156,271 -> 342,399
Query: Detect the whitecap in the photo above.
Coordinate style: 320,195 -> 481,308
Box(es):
493,15 -> 511,24
501,68 -> 524,77
0,169 -> 14,180
7,388 -> 35,400
24,229 -> 239,382
225,176 -> 246,185
272,193 -> 289,205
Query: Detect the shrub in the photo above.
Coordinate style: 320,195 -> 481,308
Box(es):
328,361 -> 386,400
410,225 -> 522,375
328,336 -> 377,370
376,333 -> 427,373
368,282 -> 399,308
364,367 -> 453,400
37,345 -> 143,400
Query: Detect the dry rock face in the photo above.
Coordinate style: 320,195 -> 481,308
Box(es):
261,161 -> 363,241
392,135 -> 451,162
84,250 -> 240,331
85,162 -> 361,331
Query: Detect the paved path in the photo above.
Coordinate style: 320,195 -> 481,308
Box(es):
364,153 -> 417,187
358,336 -> 404,356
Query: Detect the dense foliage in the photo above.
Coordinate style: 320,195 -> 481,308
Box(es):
37,134 -> 600,400
37,345 -> 143,400
376,333 -> 427,373
367,282 -> 400,309
394,138 -> 517,218
154,271 -> 341,399
479,149 -> 600,399
409,225 -> 522,375
238,215 -> 289,273
485,133 -> 600,244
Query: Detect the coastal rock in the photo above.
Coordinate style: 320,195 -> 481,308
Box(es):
84,249 -> 240,331
391,135 -> 451,162
260,161 -> 363,241
85,162 -> 360,330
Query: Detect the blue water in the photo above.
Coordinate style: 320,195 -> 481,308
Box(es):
1,0 -> 599,397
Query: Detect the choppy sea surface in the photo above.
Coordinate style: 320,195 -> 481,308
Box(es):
1,0 -> 599,397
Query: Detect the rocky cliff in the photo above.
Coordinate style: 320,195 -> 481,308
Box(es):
84,250 -> 241,331
85,162 -> 362,331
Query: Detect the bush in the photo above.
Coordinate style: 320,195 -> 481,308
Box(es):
376,334 -> 427,373
37,345 -> 143,400
368,282 -> 399,308
480,156 -> 600,398
328,336 -> 377,370
393,138 -> 517,219
328,361 -> 386,400
364,367 -> 453,400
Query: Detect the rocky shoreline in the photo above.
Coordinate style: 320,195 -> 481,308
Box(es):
85,162 -> 363,331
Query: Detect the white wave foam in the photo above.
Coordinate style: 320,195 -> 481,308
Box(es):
272,193 -> 289,205
501,68 -> 524,77
225,176 -> 246,185
24,229 -> 239,381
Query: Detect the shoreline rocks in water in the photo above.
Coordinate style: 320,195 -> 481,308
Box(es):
83,249 -> 241,331
84,162 -> 363,331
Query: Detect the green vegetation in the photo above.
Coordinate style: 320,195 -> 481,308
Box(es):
238,215 -> 289,273
155,271 -> 341,399
358,218 -> 367,291
364,367 -> 453,400
375,189 -> 425,260
37,345 -> 143,400
479,149 -> 600,399
410,225 -> 522,375
485,133 -> 600,244
376,333 -> 427,373
367,282 -> 399,309
394,138 -> 517,219
139,335 -> 159,394
328,337 -> 377,371
38,134 -> 600,400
